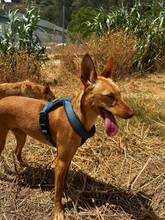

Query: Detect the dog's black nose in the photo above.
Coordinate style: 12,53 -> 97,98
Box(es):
124,110 -> 134,119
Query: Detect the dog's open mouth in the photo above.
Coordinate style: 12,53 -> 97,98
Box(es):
100,109 -> 119,137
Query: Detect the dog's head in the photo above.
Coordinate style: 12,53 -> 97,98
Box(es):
81,54 -> 134,137
43,83 -> 55,101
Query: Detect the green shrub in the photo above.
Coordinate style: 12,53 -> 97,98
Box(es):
69,0 -> 165,72
0,6 -> 45,57
69,7 -> 97,40
0,6 -> 45,82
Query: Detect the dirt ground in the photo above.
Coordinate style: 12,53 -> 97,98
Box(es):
0,57 -> 165,220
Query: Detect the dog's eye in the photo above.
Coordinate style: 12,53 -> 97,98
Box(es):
106,95 -> 116,105
107,95 -> 115,101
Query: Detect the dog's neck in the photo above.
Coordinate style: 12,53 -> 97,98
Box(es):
72,89 -> 98,131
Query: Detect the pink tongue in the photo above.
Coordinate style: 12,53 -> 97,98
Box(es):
102,110 -> 118,136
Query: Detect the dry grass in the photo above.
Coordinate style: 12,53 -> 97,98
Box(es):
0,51 -> 165,220
58,31 -> 136,80
0,53 -> 41,83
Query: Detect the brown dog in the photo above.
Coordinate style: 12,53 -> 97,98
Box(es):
0,80 -> 55,100
0,54 -> 134,220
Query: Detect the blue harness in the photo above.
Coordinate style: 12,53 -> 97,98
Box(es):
39,98 -> 96,146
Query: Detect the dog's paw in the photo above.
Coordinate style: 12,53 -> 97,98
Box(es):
53,211 -> 64,220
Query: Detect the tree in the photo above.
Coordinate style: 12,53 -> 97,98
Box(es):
69,7 -> 96,39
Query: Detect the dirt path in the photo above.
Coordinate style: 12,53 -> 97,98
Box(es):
41,56 -> 165,101
121,73 -> 165,101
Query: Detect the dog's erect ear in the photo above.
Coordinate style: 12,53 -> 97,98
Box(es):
44,83 -> 50,94
101,57 -> 113,78
81,54 -> 97,87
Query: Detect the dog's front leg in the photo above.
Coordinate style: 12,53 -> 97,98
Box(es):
54,146 -> 76,220
54,159 -> 68,220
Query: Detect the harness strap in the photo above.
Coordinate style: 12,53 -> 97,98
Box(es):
64,100 -> 95,140
39,98 -> 95,147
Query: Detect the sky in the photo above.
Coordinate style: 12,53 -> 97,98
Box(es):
4,0 -> 12,3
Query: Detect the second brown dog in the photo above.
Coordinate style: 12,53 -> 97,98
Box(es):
0,80 -> 55,100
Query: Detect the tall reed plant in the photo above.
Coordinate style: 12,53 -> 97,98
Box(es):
0,6 -> 45,82
84,0 -> 165,72
0,6 -> 44,56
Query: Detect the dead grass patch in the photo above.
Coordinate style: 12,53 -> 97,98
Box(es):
0,53 -> 41,83
58,31 -> 136,80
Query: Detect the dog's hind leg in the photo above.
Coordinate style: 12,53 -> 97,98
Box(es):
0,128 -> 8,156
12,129 -> 27,166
